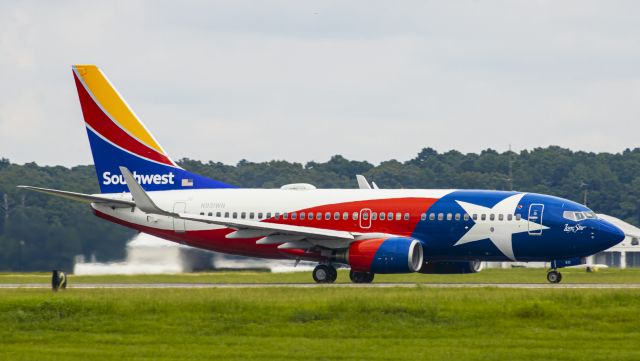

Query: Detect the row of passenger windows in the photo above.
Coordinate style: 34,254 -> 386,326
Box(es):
199,211 -> 412,221
198,210 -> 523,222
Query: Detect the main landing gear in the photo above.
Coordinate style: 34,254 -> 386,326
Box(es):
349,270 -> 374,284
312,264 -> 338,283
546,269 -> 563,284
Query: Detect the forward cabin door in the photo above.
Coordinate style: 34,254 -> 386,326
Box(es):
528,204 -> 544,235
173,202 -> 186,233
359,208 -> 372,229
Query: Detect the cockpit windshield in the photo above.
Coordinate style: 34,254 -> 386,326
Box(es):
562,211 -> 597,221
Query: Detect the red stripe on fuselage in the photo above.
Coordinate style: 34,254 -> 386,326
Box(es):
263,197 -> 437,236
73,72 -> 175,166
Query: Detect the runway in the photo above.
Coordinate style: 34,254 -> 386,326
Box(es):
2,283 -> 640,289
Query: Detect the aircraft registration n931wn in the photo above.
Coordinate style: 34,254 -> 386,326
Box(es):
19,65 -> 626,284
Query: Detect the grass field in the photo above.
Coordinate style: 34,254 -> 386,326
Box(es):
1,286 -> 640,361
1,269 -> 640,360
3,267 -> 640,284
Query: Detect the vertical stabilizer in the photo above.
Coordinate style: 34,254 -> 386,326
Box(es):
72,65 -> 235,193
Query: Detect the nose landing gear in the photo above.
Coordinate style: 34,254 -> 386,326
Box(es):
546,270 -> 562,284
312,264 -> 338,283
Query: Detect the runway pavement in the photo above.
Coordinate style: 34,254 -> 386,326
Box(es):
2,283 -> 640,289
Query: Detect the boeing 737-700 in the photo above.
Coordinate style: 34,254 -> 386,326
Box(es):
19,65 -> 626,283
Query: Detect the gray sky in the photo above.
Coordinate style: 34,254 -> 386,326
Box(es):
1,0 -> 639,166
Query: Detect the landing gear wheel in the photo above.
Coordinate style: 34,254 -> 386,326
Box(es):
349,270 -> 375,284
313,264 -> 337,284
547,270 -> 562,284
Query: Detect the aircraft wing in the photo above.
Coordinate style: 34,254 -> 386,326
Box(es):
118,167 -> 356,248
17,185 -> 135,208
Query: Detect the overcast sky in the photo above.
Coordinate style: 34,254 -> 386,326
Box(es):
1,1 -> 639,167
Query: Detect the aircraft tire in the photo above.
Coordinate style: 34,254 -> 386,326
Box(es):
313,264 -> 333,283
349,270 -> 375,284
547,270 -> 562,284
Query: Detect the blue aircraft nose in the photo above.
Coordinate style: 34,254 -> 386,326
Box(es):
597,220 -> 625,248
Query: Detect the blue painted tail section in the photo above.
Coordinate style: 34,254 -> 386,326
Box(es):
87,128 -> 236,193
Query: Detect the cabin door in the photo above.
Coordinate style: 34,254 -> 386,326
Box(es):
528,204 -> 544,235
359,208 -> 372,229
173,202 -> 186,233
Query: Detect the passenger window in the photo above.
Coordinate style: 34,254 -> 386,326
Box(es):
363,212 -> 369,220
455,213 -> 461,221
437,213 -> 444,221
388,212 -> 393,221
258,212 -> 263,219
446,213 -> 452,221
232,212 -> 238,219
291,212 -> 297,220
266,212 -> 271,218
481,214 -> 486,221
498,214 -> 503,221
353,212 -> 359,221
516,214 -> 521,221
275,212 -> 280,220
308,212 -> 314,220
489,214 -> 495,221
249,212 -> 255,219
472,214 -> 477,220
334,212 -> 340,220
216,212 -> 221,217
300,212 -> 305,220
241,212 -> 246,219
507,214 -> 513,221
372,212 -> 378,221
317,212 -> 322,220
208,212 -> 213,216
224,212 -> 229,218
325,212 -> 331,220
396,212 -> 402,221
429,213 -> 435,221
199,212 -> 204,215
404,213 -> 410,221
343,212 -> 349,220
632,238 -> 639,246
380,212 -> 386,221
463,214 -> 469,221
421,213 -> 427,221
283,213 -> 289,220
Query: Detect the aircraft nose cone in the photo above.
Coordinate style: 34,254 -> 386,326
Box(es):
598,221 -> 625,248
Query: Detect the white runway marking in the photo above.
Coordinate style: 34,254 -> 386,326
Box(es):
2,283 -> 640,289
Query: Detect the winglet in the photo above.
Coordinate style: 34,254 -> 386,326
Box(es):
356,175 -> 372,189
119,166 -> 172,215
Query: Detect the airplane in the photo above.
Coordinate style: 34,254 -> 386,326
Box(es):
18,64 -> 626,284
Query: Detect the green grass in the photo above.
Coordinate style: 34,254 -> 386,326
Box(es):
3,267 -> 640,284
0,287 -> 639,360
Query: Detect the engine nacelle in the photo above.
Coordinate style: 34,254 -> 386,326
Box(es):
419,260 -> 483,274
341,237 -> 424,274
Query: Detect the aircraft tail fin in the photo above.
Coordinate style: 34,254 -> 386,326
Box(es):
72,64 -> 235,193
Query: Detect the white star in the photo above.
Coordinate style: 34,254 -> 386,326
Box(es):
454,193 -> 548,261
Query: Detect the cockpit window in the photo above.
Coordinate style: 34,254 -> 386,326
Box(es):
563,210 -> 598,221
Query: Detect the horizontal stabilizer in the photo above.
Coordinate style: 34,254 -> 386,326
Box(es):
17,185 -> 135,208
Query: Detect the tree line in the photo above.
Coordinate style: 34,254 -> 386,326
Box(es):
1,146 -> 640,271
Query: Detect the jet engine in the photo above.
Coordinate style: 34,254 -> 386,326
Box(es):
419,260 -> 483,274
336,237 -> 424,273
